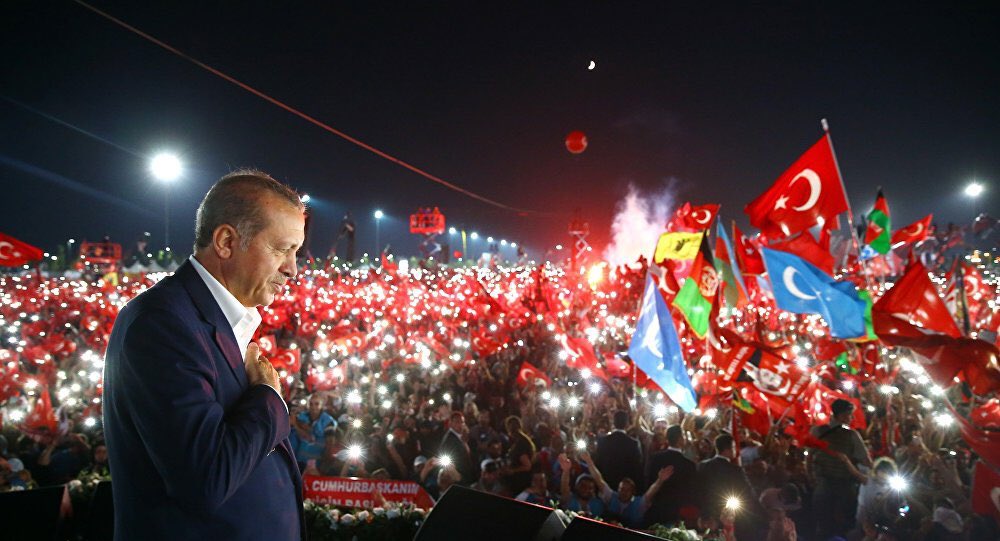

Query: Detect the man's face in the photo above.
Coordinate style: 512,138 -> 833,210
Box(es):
577,479 -> 595,499
224,196 -> 304,307
94,445 -> 108,464
450,414 -> 465,432
309,396 -> 324,416
618,480 -> 635,500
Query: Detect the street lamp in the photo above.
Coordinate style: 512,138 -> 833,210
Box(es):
373,209 -> 384,258
150,153 -> 182,249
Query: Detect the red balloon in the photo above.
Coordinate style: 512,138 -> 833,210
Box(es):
565,131 -> 587,154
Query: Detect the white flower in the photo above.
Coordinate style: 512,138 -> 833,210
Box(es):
373,507 -> 385,516
411,508 -> 426,518
356,510 -> 370,522
340,513 -> 355,525
386,508 -> 401,519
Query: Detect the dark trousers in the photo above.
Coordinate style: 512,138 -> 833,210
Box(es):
812,477 -> 859,539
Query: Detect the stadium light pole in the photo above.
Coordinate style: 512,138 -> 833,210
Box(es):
964,181 -> 984,218
150,153 -> 182,250
373,209 -> 384,259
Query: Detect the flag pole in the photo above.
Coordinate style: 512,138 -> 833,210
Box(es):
821,119 -> 861,263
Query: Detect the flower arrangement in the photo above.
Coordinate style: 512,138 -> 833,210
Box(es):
648,523 -> 706,541
303,500 -> 427,541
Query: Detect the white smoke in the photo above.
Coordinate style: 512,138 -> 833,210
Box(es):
602,181 -> 680,266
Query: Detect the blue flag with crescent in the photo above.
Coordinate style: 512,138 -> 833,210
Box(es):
761,247 -> 866,339
628,273 -> 697,411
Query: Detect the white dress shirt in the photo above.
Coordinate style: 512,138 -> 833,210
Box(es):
189,256 -> 287,412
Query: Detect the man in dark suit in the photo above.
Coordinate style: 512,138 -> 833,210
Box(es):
104,170 -> 307,540
643,424 -> 697,527
595,410 -> 643,490
697,433 -> 761,541
438,411 -> 474,484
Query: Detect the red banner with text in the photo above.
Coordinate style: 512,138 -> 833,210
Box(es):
303,475 -> 435,509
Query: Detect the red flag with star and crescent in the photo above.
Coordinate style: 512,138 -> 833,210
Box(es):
516,361 -> 552,388
681,204 -> 721,231
0,232 -> 44,267
744,135 -> 849,239
891,214 -> 933,247
733,224 -> 766,275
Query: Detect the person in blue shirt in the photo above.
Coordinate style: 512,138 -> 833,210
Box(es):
290,393 -> 336,468
558,453 -> 605,517
579,451 -> 674,529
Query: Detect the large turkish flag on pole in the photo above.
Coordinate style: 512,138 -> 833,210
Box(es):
0,232 -> 44,267
745,135 -> 849,239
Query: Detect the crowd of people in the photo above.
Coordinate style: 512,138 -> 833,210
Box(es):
1,243 -> 999,540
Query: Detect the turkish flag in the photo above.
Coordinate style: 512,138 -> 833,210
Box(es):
271,348 -> 301,374
746,347 -> 810,402
560,335 -> 600,371
874,312 -> 1000,394
733,225 -> 766,275
873,261 -> 961,338
257,334 -> 277,355
744,135 -> 849,239
605,355 -> 633,379
709,327 -> 756,382
767,231 -> 835,276
516,361 -> 551,388
22,389 -> 59,442
0,232 -> 44,267
891,214 -> 933,247
681,204 -> 721,231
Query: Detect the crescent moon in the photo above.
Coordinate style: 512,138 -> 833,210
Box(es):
0,242 -> 14,260
789,168 -> 822,211
588,60 -> 596,70
905,222 -> 924,236
782,267 -> 817,300
691,209 -> 711,225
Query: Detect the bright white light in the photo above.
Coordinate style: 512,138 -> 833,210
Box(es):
352,419 -> 362,429
511,243 -> 517,248
438,455 -> 452,467
150,153 -> 182,181
84,417 -> 97,428
888,474 -> 908,491
500,239 -> 508,245
374,209 -> 384,220
965,182 -> 984,198
576,439 -> 586,450
589,382 -> 602,395
347,445 -> 363,460
449,227 -> 457,235
725,496 -> 742,511
653,403 -> 668,418
842,380 -> 855,391
470,232 -> 479,240
487,236 -> 494,243
300,194 -> 311,203
933,412 -> 954,428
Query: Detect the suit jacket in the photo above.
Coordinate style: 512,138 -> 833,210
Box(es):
103,261 -> 305,540
696,456 -> 755,518
643,449 -> 697,527
439,429 -> 474,484
595,430 -> 643,490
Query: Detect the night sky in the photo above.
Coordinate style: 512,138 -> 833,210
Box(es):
2,2 -> 998,260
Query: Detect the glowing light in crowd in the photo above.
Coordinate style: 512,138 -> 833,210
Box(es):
576,439 -> 587,451
373,209 -> 384,219
933,412 -> 954,428
300,194 -> 311,203
347,445 -> 363,460
888,474 -> 908,492
438,455 -> 452,468
653,403 -> 668,418
725,496 -> 742,511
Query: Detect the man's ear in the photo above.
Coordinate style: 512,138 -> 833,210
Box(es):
212,224 -> 239,259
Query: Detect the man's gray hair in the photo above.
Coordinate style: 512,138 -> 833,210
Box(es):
194,169 -> 304,252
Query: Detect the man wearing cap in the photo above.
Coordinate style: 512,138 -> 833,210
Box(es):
810,398 -> 872,539
471,459 -> 503,494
